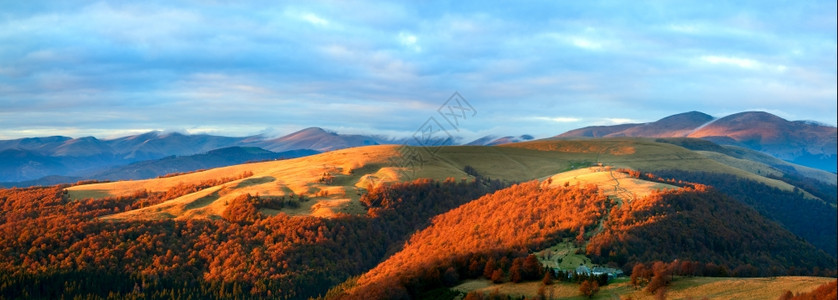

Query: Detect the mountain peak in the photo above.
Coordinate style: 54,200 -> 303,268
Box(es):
656,111 -> 714,124
298,127 -> 332,135
279,127 -> 333,141
466,134 -> 535,146
715,111 -> 787,123
558,111 -> 715,138
556,110 -> 836,172
260,127 -> 380,152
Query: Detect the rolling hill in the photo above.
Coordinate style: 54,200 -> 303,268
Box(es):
65,138 -> 836,257
335,175 -> 834,299
4,137 -> 837,299
67,139 -> 806,220
557,111 -> 838,172
92,147 -> 319,181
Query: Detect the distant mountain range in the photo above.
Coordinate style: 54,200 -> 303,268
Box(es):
1,110 -> 835,185
92,147 -> 319,181
0,147 -> 319,187
0,128 -> 369,184
253,127 -> 383,152
466,134 -> 535,146
557,111 -> 837,172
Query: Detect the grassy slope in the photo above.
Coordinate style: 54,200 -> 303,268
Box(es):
546,167 -> 676,202
67,144 -> 585,220
345,165 -> 833,298
69,145 -> 404,220
504,138 -> 814,196
66,138 -> 824,221
697,148 -> 837,186
453,276 -> 834,300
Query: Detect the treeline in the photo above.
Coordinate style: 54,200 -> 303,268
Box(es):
459,263 -> 610,300
585,186 -> 837,276
649,170 -> 837,258
628,259 -> 758,297
333,181 -> 612,299
631,261 -> 838,299
0,176 -> 505,299
778,280 -> 837,300
766,171 -> 838,206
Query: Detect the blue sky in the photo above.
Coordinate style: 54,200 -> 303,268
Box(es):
1,1 -> 835,141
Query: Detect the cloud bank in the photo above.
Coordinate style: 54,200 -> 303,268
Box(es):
1,1 -> 835,140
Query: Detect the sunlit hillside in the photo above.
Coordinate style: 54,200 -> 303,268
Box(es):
453,276 -> 835,300
65,138 -> 828,221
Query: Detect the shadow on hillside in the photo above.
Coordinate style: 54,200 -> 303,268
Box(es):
235,176 -> 276,188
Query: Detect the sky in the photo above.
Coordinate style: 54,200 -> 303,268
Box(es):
1,1 -> 836,142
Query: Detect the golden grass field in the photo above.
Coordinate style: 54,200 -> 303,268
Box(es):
69,145 -> 405,220
546,166 -> 677,202
60,139 -> 836,299
453,276 -> 835,300
65,138 -> 826,221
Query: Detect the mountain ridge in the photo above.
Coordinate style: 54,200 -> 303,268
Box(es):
3,110 -> 836,183
0,127 -> 384,183
466,134 -> 535,146
558,111 -> 837,172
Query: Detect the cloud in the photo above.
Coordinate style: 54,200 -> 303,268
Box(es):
0,1 -> 834,140
598,118 -> 643,125
300,12 -> 329,26
701,55 -> 760,69
570,37 -> 603,50
699,55 -> 787,71
398,31 -> 421,52
533,117 -> 582,123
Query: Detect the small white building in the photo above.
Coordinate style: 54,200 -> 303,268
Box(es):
575,265 -> 591,275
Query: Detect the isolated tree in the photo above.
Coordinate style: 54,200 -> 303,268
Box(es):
484,258 -> 497,279
777,290 -> 793,300
542,270 -> 553,285
646,261 -> 671,294
468,258 -> 484,278
576,226 -> 586,245
491,269 -> 505,284
579,280 -> 599,298
463,291 -> 483,300
654,287 -> 668,300
537,285 -> 547,300
499,257 -> 511,272
523,254 -> 542,280
510,258 -> 524,283
631,263 -> 649,289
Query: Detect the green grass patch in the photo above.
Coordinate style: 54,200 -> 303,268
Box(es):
235,176 -> 276,188
67,189 -> 111,200
184,192 -> 220,210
